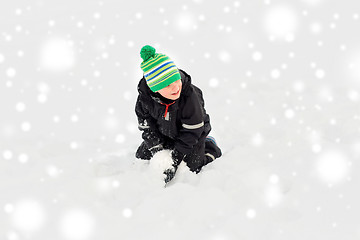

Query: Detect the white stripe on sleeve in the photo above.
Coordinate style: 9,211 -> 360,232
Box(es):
182,122 -> 204,130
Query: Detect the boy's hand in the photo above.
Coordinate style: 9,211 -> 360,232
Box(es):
164,168 -> 177,183
136,143 -> 163,160
171,149 -> 185,166
163,149 -> 185,183
149,144 -> 164,155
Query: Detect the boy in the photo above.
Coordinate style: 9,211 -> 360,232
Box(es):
135,45 -> 222,183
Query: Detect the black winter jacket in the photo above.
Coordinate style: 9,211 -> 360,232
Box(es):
135,69 -> 211,155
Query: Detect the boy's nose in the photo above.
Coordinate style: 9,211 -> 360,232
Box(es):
171,83 -> 178,91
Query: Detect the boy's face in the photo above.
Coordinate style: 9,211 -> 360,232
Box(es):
157,79 -> 182,100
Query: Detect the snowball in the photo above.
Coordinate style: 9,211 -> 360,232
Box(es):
59,209 -> 95,240
11,199 -> 46,232
264,5 -> 298,41
39,38 -> 76,72
246,209 -> 256,219
315,150 -> 350,184
150,150 -> 174,172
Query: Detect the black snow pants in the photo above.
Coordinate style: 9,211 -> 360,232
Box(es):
136,135 -> 222,173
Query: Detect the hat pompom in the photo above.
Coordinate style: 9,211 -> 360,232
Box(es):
140,45 -> 156,62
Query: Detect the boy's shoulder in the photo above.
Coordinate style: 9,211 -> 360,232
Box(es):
179,69 -> 203,97
137,77 -> 150,95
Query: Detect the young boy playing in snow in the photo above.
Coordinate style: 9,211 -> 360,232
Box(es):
135,45 -> 222,183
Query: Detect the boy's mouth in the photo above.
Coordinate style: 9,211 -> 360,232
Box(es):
172,89 -> 180,95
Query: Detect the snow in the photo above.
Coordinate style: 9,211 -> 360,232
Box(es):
264,5 -> 299,41
39,38 -> 76,72
315,150 -> 351,184
1,0 -> 360,239
6,68 -> 16,78
10,199 -> 46,233
59,209 -> 96,240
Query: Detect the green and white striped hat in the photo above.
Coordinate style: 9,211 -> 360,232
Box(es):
140,45 -> 181,92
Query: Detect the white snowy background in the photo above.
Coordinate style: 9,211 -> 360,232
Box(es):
1,0 -> 360,239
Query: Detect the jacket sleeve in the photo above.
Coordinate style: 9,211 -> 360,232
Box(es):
135,94 -> 163,150
174,87 -> 205,154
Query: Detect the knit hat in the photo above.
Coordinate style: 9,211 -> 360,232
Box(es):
140,45 -> 181,92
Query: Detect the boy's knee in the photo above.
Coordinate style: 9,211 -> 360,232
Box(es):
205,138 -> 222,159
184,154 -> 205,173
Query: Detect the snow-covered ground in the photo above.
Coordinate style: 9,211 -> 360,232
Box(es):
1,0 -> 360,239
